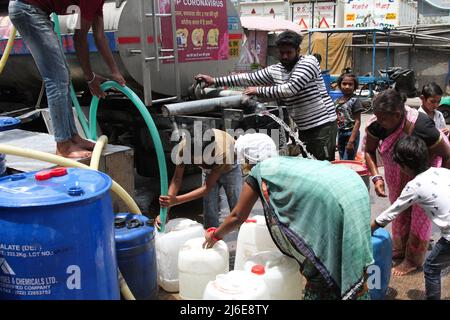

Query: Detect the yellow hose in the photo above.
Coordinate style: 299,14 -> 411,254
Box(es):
87,137 -> 137,300
0,143 -> 139,300
0,27 -> 17,75
0,144 -> 141,214
0,23 -> 139,301
90,135 -> 108,170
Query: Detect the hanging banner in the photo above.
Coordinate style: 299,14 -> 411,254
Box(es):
160,0 -> 229,63
247,30 -> 268,67
314,2 -> 335,29
292,3 -> 312,29
373,0 -> 399,28
344,0 -> 372,27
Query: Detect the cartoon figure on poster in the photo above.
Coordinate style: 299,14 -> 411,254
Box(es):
192,28 -> 204,47
176,28 -> 188,48
207,29 -> 219,47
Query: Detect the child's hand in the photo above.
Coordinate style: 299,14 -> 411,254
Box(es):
374,179 -> 387,197
441,128 -> 449,137
346,141 -> 355,152
159,195 -> 178,208
154,214 -> 170,231
370,221 -> 379,234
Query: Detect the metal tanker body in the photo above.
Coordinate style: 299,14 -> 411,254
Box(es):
0,0 -> 243,102
0,1 -> 286,177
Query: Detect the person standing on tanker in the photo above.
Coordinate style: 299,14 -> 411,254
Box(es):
195,30 -> 337,161
363,89 -> 450,276
8,0 -> 126,158
204,133 -> 374,300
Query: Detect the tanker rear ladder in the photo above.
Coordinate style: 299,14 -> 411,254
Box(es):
138,0 -> 181,106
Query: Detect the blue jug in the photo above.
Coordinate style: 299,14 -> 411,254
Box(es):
115,213 -> 158,300
0,117 -> 21,176
370,228 -> 392,300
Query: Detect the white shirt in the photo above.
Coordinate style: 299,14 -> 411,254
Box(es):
418,107 -> 447,131
375,167 -> 450,241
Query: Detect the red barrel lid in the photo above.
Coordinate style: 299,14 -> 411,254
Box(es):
35,170 -> 52,181
50,167 -> 68,177
35,167 -> 68,181
251,264 -> 265,275
331,160 -> 369,176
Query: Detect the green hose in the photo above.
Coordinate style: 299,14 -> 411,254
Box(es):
51,13 -> 169,232
52,13 -> 90,137
89,81 -> 169,232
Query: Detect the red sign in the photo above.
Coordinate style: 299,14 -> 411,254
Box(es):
298,18 -> 308,29
159,0 -> 229,63
319,17 -> 330,28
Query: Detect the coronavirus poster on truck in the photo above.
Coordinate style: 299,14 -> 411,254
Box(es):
160,0 -> 229,63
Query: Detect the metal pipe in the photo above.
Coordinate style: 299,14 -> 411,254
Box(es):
197,88 -> 244,99
162,95 -> 245,117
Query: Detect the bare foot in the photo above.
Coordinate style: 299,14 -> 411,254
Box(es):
57,141 -> 92,159
71,134 -> 95,151
392,255 -> 404,267
392,259 -> 418,276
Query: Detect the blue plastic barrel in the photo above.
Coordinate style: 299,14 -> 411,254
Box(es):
0,117 -> 21,177
322,72 -> 331,93
370,228 -> 392,300
115,213 -> 158,300
0,168 -> 119,300
329,90 -> 344,102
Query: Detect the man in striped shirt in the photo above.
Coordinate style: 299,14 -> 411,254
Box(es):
195,31 -> 337,161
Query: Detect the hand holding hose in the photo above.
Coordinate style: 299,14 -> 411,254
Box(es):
154,214 -> 169,231
110,72 -> 126,87
87,73 -> 108,99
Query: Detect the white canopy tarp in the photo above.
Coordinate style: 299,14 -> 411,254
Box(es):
240,16 -> 303,34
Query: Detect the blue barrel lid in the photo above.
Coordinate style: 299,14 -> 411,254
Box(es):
0,168 -> 112,208
115,213 -> 155,249
0,117 -> 21,132
372,228 -> 391,244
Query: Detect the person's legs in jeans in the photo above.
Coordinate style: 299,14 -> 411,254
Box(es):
327,121 -> 338,161
59,43 -> 94,151
338,130 -> 360,160
337,131 -> 349,160
423,237 -> 450,300
202,171 -> 221,229
9,2 -> 91,157
220,165 -> 243,212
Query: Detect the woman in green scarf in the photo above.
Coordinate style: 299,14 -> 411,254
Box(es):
204,133 -> 374,300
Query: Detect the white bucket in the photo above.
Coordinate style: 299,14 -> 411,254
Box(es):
234,215 -> 280,270
243,251 -> 303,300
203,270 -> 270,300
155,218 -> 204,292
178,237 -> 229,300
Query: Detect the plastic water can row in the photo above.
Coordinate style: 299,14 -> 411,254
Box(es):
155,218 -> 204,292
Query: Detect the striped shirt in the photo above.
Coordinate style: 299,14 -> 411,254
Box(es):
214,55 -> 336,131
